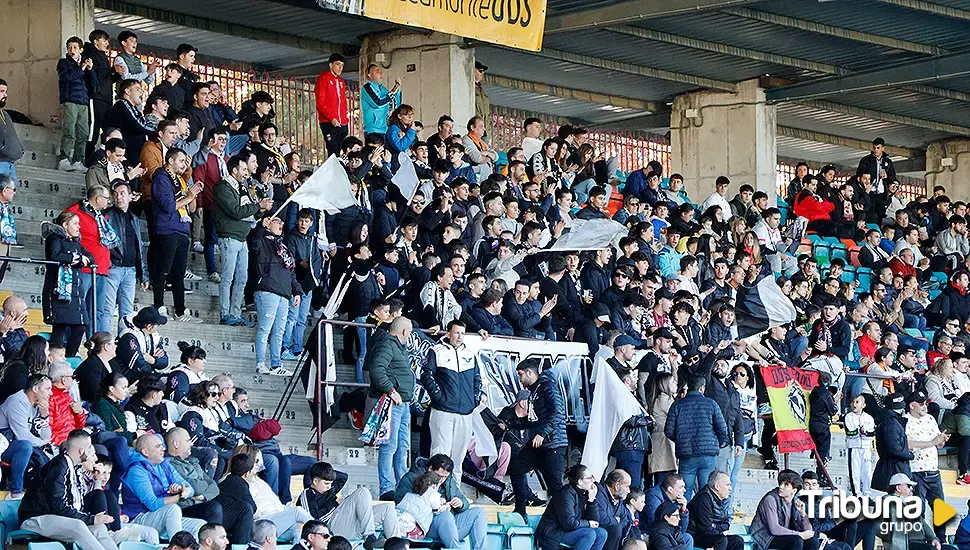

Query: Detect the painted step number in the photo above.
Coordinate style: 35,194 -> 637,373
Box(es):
346,448 -> 366,466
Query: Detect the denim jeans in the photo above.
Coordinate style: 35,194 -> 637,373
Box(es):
679,454 -> 717,500
377,402 -> 410,495
560,527 -> 608,550
2,439 -> 34,492
284,291 -> 311,354
355,315 -> 368,383
219,238 -> 249,318
79,272 -> 108,336
717,436 -> 748,512
103,266 -> 137,335
572,179 -> 614,206
427,507 -> 487,550
904,313 -> 927,333
0,161 -> 17,182
255,291 -> 289,369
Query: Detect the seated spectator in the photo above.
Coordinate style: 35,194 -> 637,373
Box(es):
749,469 -> 816,550
0,373 -> 54,499
198,523 -> 229,550
293,521 -> 331,550
217,454 -> 259,544
800,472 -> 863,550
648,501 -> 691,550
122,434 -> 206,538
936,215 -> 970,270
0,294 -> 28,364
19,429 -> 119,550
0,334 -> 50,404
92,372 -> 136,443
643,474 -> 691,547
76,332 -> 116,404
535,464 -> 608,550
232,445 -> 312,543
114,306 -> 170,383
876,474 -> 939,550
686,471 -> 741,550
297,461 -> 397,548
167,342 -> 210,406
248,519 -> 276,550
126,374 -> 175,435
0,174 -> 19,247
595,470 -> 633,550
47,361 -> 87,446
179,381 -> 245,473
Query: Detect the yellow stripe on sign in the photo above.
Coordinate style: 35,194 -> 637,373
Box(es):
934,499 -> 956,526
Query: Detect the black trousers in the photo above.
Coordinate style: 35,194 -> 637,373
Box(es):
509,445 -> 566,515
85,99 -> 110,167
150,232 -> 189,316
602,523 -> 623,550
692,532 -> 744,550
767,535 -> 818,550
913,470 -> 947,540
84,488 -> 121,531
319,122 -> 348,158
52,324 -> 86,357
213,493 -> 256,544
183,499 -> 223,524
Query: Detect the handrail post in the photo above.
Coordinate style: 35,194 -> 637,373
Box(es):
315,319 -> 323,461
90,263 -> 98,334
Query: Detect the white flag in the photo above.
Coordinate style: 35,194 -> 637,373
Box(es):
287,155 -> 357,215
392,153 -> 420,202
582,354 -> 645,481
550,218 -> 628,251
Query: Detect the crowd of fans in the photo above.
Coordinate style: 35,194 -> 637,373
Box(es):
0,22 -> 970,550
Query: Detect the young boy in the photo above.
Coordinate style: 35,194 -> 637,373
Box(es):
808,372 -> 839,483
282,208 -> 321,360
57,36 -> 94,171
843,393 -> 875,496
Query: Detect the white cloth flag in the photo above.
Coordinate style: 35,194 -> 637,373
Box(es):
550,218 -> 628,251
582,354 -> 645,480
469,403 -> 498,459
287,155 -> 357,215
392,153 -> 420,201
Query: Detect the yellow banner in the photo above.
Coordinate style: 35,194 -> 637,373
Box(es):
320,0 -> 547,51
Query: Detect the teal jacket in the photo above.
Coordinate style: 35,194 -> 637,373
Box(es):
361,81 -> 400,135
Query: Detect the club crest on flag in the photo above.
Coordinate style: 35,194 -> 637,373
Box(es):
788,383 -> 807,425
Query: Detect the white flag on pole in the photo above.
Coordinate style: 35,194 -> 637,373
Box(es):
550,218 -> 628,251
392,153 -> 420,202
582,354 -> 645,480
287,155 -> 357,215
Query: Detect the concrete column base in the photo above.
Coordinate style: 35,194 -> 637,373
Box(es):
926,139 -> 968,199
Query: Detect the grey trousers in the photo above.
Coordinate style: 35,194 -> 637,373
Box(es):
327,487 -> 399,539
21,515 -> 119,550
429,409 -> 474,480
132,503 -> 206,539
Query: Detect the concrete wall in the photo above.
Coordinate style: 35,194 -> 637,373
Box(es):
358,31 -> 475,134
670,79 -> 777,205
926,139 -> 968,200
0,0 -> 93,126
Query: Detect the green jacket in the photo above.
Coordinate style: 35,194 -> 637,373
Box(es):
92,397 -> 135,445
366,330 -> 415,401
393,457 -> 469,512
169,455 -> 220,504
213,176 -> 260,241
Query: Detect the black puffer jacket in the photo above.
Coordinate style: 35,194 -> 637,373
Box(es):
253,226 -> 303,299
508,369 -> 568,449
612,411 -> 652,453
871,411 -> 914,492
42,222 -> 92,326
535,485 -> 600,550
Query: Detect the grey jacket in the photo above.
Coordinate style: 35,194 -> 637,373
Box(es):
935,228 -> 970,258
169,455 -> 220,505
0,111 -> 23,163
0,391 -> 51,447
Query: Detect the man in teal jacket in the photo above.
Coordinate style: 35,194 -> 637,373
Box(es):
361,64 -> 401,138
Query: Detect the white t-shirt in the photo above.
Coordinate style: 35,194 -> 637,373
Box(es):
903,413 -> 941,472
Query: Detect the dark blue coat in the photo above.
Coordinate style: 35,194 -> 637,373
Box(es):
502,296 -> 542,339
535,486 -> 600,550
643,484 -> 689,536
508,369 -> 567,449
469,306 -> 514,336
57,55 -> 94,105
871,412 -> 914,492
595,483 -> 632,531
664,391 -> 728,458
581,262 -> 610,305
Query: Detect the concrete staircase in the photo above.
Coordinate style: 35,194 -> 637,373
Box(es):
6,124 -> 970,525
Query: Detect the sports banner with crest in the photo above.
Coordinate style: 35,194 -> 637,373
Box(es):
760,364 -> 820,453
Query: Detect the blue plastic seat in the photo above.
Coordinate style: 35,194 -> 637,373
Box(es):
814,243 -> 831,266
830,243 -> 848,262
856,267 -> 872,291
27,543 -> 64,550
120,543 -> 158,550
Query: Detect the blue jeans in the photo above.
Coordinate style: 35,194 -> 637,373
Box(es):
103,266 -> 136,335
355,316 -> 368,383
679,455 -> 716,500
79,272 -> 109,336
2,439 -> 34,492
560,527 -> 608,550
0,161 -> 17,182
904,313 -> 927,333
378,402 -> 410,495
428,507 -> 487,550
219,238 -> 248,318
284,291 -> 311,354
572,179 -> 613,207
717,436 -> 748,512
255,291 -> 289,369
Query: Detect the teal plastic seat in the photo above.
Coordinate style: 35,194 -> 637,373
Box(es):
27,543 -> 64,550
120,542 -> 158,550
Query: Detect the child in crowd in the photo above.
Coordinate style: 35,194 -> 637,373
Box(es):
843,393 -> 875,496
395,471 -> 444,540
56,36 -> 93,172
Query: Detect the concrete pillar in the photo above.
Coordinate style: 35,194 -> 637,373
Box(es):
358,31 -> 475,135
0,0 -> 94,126
670,79 -> 777,205
926,139 -> 968,199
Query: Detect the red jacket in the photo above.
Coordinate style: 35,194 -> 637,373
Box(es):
857,334 -> 878,360
315,71 -> 348,126
793,191 -> 835,222
888,257 -> 917,279
65,202 -> 110,277
49,386 -> 86,446
192,151 -> 228,211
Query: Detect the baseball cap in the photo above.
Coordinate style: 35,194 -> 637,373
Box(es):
614,335 -> 638,348
908,389 -> 928,405
654,328 -> 675,341
475,61 -> 488,72
888,473 -> 916,486
655,288 -> 675,301
885,393 -> 906,410
133,306 -> 168,327
515,389 -> 531,403
591,303 -> 611,323
898,345 -> 916,357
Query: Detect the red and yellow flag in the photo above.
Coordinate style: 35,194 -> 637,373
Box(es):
760,365 -> 820,454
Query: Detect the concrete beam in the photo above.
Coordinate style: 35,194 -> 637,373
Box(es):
766,51 -> 970,101
523,47 -> 738,92
95,0 -> 348,55
777,126 -> 918,158
592,112 -> 672,131
483,74 -> 660,112
544,0 -> 756,34
801,99 -> 970,135
723,7 -> 949,56
893,156 -> 927,173
874,0 -> 970,21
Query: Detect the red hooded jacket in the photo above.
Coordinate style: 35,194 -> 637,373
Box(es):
793,191 -> 835,222
49,385 -> 87,446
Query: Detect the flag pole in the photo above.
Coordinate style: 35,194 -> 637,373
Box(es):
271,197 -> 294,219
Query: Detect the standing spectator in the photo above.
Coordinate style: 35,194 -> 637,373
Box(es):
843,394 -> 875,497
42,212 -> 93,357
104,80 -> 153,164
85,139 -> 144,191
252,217 -> 303,376
686,471 -> 740,550
282,208 -> 322,359
315,54 -> 348,157
104,181 -> 149,335
664,377 -> 728,499
66,185 -> 116,335
462,116 -> 497,182
808,374 -> 838,475
113,31 -> 156,83
150,148 -> 202,323
904,390 -> 949,539
0,79 -> 25,181
0,173 -> 18,246
81,30 -> 113,166
422,321 -> 480,479
18,429 -> 118,550
611,368 -> 650,490
535,464 -> 607,550
508,359 -> 568,517
856,138 -> 896,194
0,373 -> 53,499
207,81 -> 237,127
646,373 -> 678,483
474,61 -> 491,138
877,474 -> 940,550
366,317 -> 415,498
185,83 -> 216,143
872,393 -> 915,492
361,64 -> 400,138
215,156 -> 273,326
520,117 -> 543,160
193,127 -> 231,283
174,44 -> 200,111
57,36 -> 94,171
749,469 -> 816,550
140,121 -> 189,215
385,106 -> 417,171
418,264 -> 461,329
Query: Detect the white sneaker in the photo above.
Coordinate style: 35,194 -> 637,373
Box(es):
183,271 -> 203,281
157,306 -> 169,318
72,161 -> 87,172
257,365 -> 293,377
208,272 -> 222,283
193,241 -> 204,253
5,492 -> 24,500
58,158 -> 76,171
174,313 -> 202,323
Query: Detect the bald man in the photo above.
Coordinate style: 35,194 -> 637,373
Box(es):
122,434 -> 206,539
0,294 -> 28,363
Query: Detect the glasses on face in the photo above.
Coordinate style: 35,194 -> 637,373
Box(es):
208,391 -> 219,397
310,532 -> 331,539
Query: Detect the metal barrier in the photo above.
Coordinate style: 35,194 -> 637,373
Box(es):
0,255 -> 99,332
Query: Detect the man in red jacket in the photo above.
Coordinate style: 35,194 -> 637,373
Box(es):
65,184 -> 112,335
47,361 -> 86,446
315,53 -> 348,158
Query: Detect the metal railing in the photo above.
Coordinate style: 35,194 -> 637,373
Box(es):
0,255 -> 100,332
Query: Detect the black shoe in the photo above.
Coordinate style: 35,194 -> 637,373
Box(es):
363,535 -> 378,550
379,491 -> 395,502
525,495 -> 546,507
764,458 -> 779,470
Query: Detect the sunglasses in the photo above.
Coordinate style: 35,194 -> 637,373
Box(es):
207,391 -> 219,397
310,532 -> 331,539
